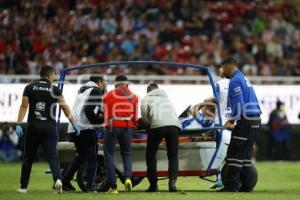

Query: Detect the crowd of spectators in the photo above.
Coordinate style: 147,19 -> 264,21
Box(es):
0,122 -> 20,163
0,0 -> 300,76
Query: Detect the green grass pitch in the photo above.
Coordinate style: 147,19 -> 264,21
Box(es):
1,162 -> 300,200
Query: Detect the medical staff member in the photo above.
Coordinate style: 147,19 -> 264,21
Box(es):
141,83 -> 181,192
103,75 -> 138,194
62,75 -> 106,192
219,57 -> 261,192
15,65 -> 79,194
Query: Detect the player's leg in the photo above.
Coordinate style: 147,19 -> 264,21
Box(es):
146,127 -> 164,191
85,129 -> 98,191
240,118 -> 261,192
103,128 -> 118,190
164,126 -> 179,192
118,128 -> 132,179
221,120 -> 248,192
19,123 -> 41,191
39,122 -> 62,193
118,128 -> 132,191
61,132 -> 82,191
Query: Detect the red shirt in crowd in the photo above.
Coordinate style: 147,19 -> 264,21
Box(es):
103,85 -> 139,128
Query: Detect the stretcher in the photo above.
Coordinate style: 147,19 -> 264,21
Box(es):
58,126 -> 232,191
56,61 -> 233,191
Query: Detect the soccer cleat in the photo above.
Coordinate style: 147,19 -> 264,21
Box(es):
124,179 -> 132,192
54,179 -> 63,194
105,187 -> 119,194
17,188 -> 27,194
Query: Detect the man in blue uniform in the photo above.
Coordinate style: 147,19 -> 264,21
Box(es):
219,57 -> 261,192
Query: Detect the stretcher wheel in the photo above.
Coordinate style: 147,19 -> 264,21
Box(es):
77,157 -> 144,192
76,158 -> 109,192
240,164 -> 258,192
221,162 -> 258,192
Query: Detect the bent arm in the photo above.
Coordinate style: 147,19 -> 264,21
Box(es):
229,81 -> 244,119
141,99 -> 150,126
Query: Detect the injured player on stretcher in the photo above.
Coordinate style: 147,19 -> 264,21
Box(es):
179,98 -> 218,130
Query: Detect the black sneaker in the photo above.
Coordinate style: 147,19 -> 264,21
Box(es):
145,185 -> 158,192
62,182 -> 76,192
168,180 -> 177,192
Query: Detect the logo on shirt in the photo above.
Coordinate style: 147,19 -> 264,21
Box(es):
36,102 -> 45,111
232,86 -> 242,97
34,111 -> 47,120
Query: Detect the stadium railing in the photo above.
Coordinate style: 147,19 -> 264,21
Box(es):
1,75 -> 300,85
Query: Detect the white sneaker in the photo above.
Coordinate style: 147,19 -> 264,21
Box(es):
54,179 -> 63,194
17,188 -> 27,194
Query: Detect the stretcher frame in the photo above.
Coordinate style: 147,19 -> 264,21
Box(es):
56,61 -> 226,178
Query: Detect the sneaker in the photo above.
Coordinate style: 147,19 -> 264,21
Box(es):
210,180 -> 224,189
17,188 -> 27,194
62,181 -> 76,192
54,179 -> 63,194
105,187 -> 118,194
124,179 -> 132,192
145,185 -> 158,192
168,180 -> 177,192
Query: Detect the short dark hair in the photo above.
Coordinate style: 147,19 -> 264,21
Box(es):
221,57 -> 238,68
115,75 -> 128,82
114,75 -> 129,86
40,65 -> 54,78
89,75 -> 104,83
147,82 -> 158,93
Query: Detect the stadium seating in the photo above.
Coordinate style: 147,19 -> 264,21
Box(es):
0,0 -> 299,77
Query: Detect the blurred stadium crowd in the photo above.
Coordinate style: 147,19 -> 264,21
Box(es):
0,0 -> 300,76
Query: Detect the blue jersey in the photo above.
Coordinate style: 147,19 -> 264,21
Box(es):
228,70 -> 261,119
182,113 -> 214,130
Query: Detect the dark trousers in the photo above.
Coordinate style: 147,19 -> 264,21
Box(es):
62,129 -> 98,189
103,128 -> 132,189
20,121 -> 61,189
146,126 -> 180,185
225,117 -> 261,190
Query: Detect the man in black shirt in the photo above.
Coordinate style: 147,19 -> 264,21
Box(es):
62,75 -> 106,192
15,65 -> 79,194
